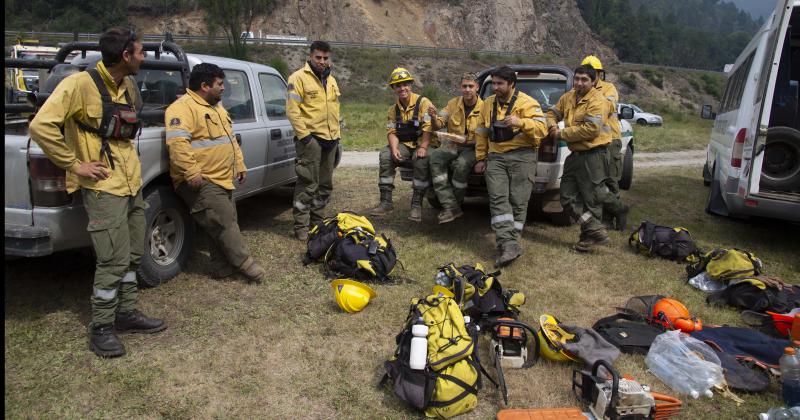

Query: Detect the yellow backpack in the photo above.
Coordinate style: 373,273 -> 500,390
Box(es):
686,248 -> 764,283
381,295 -> 485,419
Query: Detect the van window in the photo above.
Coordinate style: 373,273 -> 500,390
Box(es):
258,73 -> 287,119
720,52 -> 755,113
222,70 -> 255,122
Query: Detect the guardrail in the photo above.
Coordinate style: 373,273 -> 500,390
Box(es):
5,30 -> 723,74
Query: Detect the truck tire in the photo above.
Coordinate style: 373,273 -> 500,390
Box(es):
760,126 -> 800,191
138,185 -> 195,287
702,162 -> 712,186
618,144 -> 634,190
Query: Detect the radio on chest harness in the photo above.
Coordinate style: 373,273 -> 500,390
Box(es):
490,93 -> 519,143
394,96 -> 424,143
76,68 -> 142,170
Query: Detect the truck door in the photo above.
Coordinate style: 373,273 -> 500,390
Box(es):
748,0 -> 795,195
221,68 -> 268,198
257,72 -> 296,187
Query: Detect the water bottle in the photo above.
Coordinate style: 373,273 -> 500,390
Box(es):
759,407 -> 800,420
780,347 -> 800,407
409,318 -> 429,370
688,271 -> 726,292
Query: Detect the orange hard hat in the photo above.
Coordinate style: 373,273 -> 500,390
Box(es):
652,298 -> 702,333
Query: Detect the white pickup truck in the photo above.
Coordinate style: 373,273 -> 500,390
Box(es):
4,40 -> 329,285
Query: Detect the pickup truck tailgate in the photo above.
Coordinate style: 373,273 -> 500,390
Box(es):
5,134 -> 32,226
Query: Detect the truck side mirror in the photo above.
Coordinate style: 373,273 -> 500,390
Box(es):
618,105 -> 634,120
701,104 -> 715,120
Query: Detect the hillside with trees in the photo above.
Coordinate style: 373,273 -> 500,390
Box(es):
577,0 -> 762,70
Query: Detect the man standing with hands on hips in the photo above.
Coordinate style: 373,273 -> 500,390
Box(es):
286,41 -> 342,241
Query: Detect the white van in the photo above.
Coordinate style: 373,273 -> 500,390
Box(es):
702,0 -> 800,222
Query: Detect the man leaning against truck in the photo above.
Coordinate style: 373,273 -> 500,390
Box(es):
286,40 -> 341,241
164,63 -> 267,284
29,27 -> 166,358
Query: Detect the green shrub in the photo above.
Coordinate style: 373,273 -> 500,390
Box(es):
620,73 -> 638,90
267,57 -> 289,79
421,85 -> 442,103
642,68 -> 664,89
469,51 -> 480,60
700,73 -> 724,99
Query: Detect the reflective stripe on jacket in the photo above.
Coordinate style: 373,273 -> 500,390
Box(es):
29,61 -> 141,196
437,96 -> 484,143
596,79 -> 621,139
286,62 -> 341,141
546,87 -> 612,152
475,89 -> 547,161
164,89 -> 246,190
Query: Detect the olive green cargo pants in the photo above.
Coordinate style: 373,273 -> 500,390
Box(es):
560,146 -> 623,233
83,189 -> 145,326
177,181 -> 250,272
429,145 -> 476,210
293,137 -> 338,230
486,148 -> 537,250
378,143 -> 431,193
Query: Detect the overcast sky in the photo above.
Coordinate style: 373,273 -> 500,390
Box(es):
726,0 -> 780,20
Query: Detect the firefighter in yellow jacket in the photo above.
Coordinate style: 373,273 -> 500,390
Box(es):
547,65 -> 625,252
426,72 -> 484,224
165,63 -> 266,283
581,55 -> 629,231
30,28 -> 165,358
286,41 -> 341,240
474,66 -> 548,267
369,67 -> 436,222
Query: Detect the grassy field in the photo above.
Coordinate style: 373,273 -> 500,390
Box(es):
341,101 -> 712,153
5,165 -> 797,419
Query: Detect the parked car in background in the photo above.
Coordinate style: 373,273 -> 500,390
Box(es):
700,0 -> 799,222
618,102 -> 663,126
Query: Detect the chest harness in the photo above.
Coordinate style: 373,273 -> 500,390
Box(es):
490,93 -> 519,143
76,69 -> 142,170
394,96 -> 424,143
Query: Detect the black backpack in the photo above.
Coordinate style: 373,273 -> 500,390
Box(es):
325,229 -> 398,282
628,221 -> 699,262
592,312 -> 665,355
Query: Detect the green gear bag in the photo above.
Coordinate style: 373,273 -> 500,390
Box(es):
686,248 -> 764,283
382,295 -> 483,419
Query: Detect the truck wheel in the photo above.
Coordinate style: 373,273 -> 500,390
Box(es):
138,185 -> 195,287
618,145 -> 634,190
702,162 -> 712,187
760,127 -> 800,191
705,163 -> 729,216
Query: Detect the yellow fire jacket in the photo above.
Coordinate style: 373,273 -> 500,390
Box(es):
546,87 -> 612,152
596,79 -> 621,139
436,96 -> 484,144
286,62 -> 341,141
29,61 -> 141,196
164,89 -> 246,190
386,92 -> 434,148
475,89 -> 547,161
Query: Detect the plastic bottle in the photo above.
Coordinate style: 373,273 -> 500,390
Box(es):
687,271 -> 726,292
409,318 -> 429,370
758,407 -> 800,420
780,347 -> 800,407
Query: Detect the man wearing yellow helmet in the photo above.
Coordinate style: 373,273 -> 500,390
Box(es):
369,67 -> 435,222
580,55 -> 629,231
474,66 -> 548,267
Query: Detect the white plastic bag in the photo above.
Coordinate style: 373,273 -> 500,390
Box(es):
645,330 -> 725,398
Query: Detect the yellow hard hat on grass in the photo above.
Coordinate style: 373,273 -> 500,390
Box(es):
331,279 -> 377,313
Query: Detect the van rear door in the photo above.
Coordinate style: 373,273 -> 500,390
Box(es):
748,0 -> 795,196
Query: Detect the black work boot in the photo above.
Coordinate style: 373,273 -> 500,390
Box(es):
614,205 -> 630,232
369,189 -> 394,216
494,243 -> 522,268
574,228 -> 610,253
408,189 -> 424,222
90,323 -> 125,358
115,309 -> 167,334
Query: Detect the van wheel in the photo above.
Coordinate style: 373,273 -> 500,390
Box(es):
637,119 -> 648,126
618,145 -> 634,190
705,164 -> 729,216
760,127 -> 800,191
702,162 -> 712,186
138,186 -> 195,287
